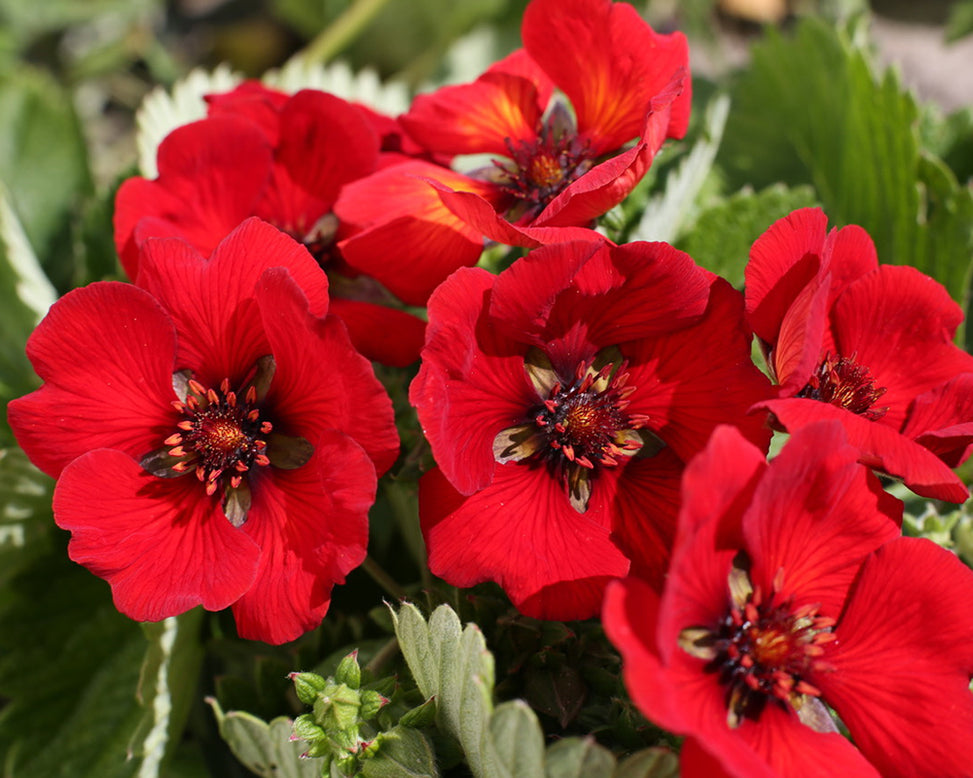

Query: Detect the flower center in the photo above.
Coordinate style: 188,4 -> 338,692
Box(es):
797,352 -> 888,420
495,104 -> 593,223
140,356 -> 313,527
679,561 -> 836,729
168,378 -> 272,496
493,348 -> 663,512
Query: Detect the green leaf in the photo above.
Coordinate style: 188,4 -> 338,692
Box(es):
390,602 -> 497,777
612,747 -> 680,778
720,16 -> 973,307
363,726 -> 440,778
0,446 -> 54,584
946,0 -> 973,42
545,738 -> 616,778
0,545 -> 149,778
677,184 -> 819,288
208,698 -> 320,778
633,92 -> 731,243
483,700 -> 545,778
0,66 -> 92,292
127,611 -> 205,778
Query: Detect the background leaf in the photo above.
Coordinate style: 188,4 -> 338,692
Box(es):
719,16 -> 973,309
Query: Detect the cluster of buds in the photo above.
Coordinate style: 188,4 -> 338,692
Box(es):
289,650 -> 439,777
289,651 -> 389,773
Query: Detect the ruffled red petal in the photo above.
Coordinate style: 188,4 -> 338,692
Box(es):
488,240 -> 711,360
255,90 -> 379,234
401,61 -> 544,156
431,182 -> 599,248
772,271 -> 831,391
327,297 -> 425,367
254,267 -> 399,477
624,277 -> 772,465
420,463 -> 629,620
205,81 -> 289,144
232,430 -> 374,644
135,218 -> 328,386
8,282 -> 178,478
335,161 -> 496,305
607,448 -> 683,590
819,537 -> 973,778
904,374 -> 973,466
656,425 -> 766,657
409,267 -> 535,494
757,397 -> 969,502
742,421 -> 901,619
53,449 -> 260,620
533,77 -> 685,227
830,264 -> 973,430
522,0 -> 690,152
114,117 -> 273,279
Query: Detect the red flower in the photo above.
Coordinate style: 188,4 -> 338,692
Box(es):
604,422 -> 973,778
8,219 -> 399,644
335,0 -> 690,304
114,83 -> 425,367
410,239 -> 770,619
744,207 -> 973,502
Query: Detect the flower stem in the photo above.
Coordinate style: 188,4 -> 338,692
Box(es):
300,0 -> 394,64
364,636 -> 400,677
360,554 -> 408,601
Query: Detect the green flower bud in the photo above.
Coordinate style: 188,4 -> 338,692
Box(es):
289,671 -> 328,706
334,650 -> 362,689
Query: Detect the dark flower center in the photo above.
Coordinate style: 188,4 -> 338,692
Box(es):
277,212 -> 340,268
679,561 -> 836,729
495,104 -> 594,223
493,348 -> 664,513
168,378 -> 272,495
797,352 -> 888,420
141,356 -> 313,526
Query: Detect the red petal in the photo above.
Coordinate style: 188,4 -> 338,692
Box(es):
255,90 -> 379,233
232,430 -> 374,644
625,277 -> 773,466
772,271 -> 831,391
758,397 -> 969,502
489,240 -> 711,355
656,425 -> 767,658
255,267 -> 399,478
205,81 -> 289,144
327,297 -> 425,367
820,537 -> 973,778
136,218 -> 328,385
335,161 -> 495,305
745,207 -> 828,344
409,268 -> 534,494
533,79 -> 683,228
905,374 -> 973,465
523,0 -> 691,151
608,449 -> 683,590
53,449 -> 260,620
8,282 -> 177,478
431,182 -> 598,248
401,62 -> 544,155
742,421 -> 901,618
114,117 -> 273,279
830,264 -> 973,430
420,464 -> 629,620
